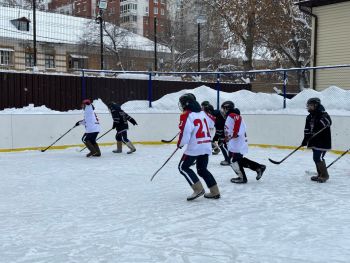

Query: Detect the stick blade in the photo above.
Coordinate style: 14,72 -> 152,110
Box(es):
161,139 -> 172,143
268,158 -> 282,165
41,149 -> 46,152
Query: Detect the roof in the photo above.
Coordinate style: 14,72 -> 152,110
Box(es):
296,0 -> 350,7
0,5 -> 170,53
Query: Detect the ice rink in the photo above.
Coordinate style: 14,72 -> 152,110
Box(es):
1,145 -> 349,263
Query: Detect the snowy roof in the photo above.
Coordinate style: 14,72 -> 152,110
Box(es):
295,0 -> 350,7
0,5 -> 170,53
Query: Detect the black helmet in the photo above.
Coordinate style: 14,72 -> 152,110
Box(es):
307,97 -> 321,106
221,101 -> 235,111
107,101 -> 119,110
201,101 -> 214,114
179,93 -> 196,111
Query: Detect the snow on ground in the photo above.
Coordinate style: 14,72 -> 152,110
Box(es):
1,145 -> 350,262
2,85 -> 350,116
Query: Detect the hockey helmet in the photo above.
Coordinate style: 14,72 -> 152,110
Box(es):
179,93 -> 196,111
82,99 -> 91,105
307,97 -> 321,106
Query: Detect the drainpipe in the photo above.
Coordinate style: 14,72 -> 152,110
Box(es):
299,5 -> 318,90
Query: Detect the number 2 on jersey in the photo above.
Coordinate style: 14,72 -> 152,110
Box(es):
194,118 -> 210,138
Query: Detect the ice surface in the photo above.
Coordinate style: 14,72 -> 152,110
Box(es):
0,145 -> 349,262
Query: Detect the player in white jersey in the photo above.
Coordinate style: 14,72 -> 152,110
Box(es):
76,99 -> 101,157
177,93 -> 220,201
222,101 -> 266,184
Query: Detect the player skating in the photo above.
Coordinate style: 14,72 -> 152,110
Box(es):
302,98 -> 332,183
222,101 -> 266,184
177,94 -> 220,201
75,99 -> 101,157
108,102 -> 137,154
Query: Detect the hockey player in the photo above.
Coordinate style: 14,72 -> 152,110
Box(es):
302,98 -> 332,183
108,102 -> 137,154
222,101 -> 266,184
201,101 -> 230,165
75,99 -> 101,157
178,94 -> 220,201
200,101 -> 220,155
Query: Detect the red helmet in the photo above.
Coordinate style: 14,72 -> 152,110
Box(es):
82,99 -> 91,105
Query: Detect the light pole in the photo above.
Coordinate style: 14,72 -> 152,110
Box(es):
97,0 -> 107,70
196,15 -> 207,73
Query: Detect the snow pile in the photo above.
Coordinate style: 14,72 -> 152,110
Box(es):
116,73 -> 182,81
1,86 -> 350,116
122,85 -> 350,115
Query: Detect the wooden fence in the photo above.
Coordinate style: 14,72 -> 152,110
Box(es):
0,71 -> 251,111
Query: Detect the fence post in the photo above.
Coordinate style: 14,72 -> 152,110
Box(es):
283,71 -> 288,109
148,72 -> 153,108
82,70 -> 86,100
216,73 -> 221,110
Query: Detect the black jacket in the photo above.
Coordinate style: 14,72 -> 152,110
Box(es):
302,105 -> 332,150
110,105 -> 137,131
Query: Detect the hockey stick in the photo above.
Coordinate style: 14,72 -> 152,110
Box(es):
150,147 -> 179,181
41,125 -> 76,152
326,147 -> 350,169
268,125 -> 330,165
79,128 -> 114,152
161,132 -> 180,143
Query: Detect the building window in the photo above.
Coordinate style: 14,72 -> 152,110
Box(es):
161,0 -> 165,4
68,54 -> 88,69
45,54 -> 55,69
154,7 -> 158,14
0,49 -> 13,66
161,8 -> 164,15
145,6 -> 148,14
25,53 -> 35,68
154,0 -> 158,3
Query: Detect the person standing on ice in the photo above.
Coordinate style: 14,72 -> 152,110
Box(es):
107,102 -> 137,154
201,101 -> 231,166
302,97 -> 332,183
76,99 -> 101,157
222,101 -> 266,184
177,93 -> 220,201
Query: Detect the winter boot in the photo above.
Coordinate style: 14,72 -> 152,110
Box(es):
256,164 -> 266,180
112,141 -> 123,153
187,181 -> 205,201
230,162 -> 247,184
212,142 -> 220,155
126,141 -> 136,154
204,184 -> 221,199
85,141 -> 97,157
220,160 -> 231,166
93,143 -> 101,157
311,163 -> 321,181
315,160 -> 329,183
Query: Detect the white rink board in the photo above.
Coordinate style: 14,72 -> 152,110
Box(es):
0,113 -> 349,151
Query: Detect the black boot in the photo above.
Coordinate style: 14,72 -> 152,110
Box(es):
256,165 -> 266,180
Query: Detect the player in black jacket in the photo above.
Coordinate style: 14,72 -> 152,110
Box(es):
108,102 -> 138,154
201,101 -> 234,166
302,98 -> 332,183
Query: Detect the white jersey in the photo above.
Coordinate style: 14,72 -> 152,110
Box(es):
80,105 -> 101,133
178,110 -> 215,156
225,112 -> 248,155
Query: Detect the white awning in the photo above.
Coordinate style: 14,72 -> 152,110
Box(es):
69,54 -> 88,59
0,48 -> 15,52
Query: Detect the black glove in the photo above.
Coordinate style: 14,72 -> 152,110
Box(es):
112,122 -> 116,129
75,121 -> 81,127
130,119 -> 137,126
301,135 -> 310,146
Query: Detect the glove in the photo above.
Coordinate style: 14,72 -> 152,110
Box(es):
130,119 -> 137,126
75,121 -> 81,127
112,122 -> 116,129
301,135 -> 311,146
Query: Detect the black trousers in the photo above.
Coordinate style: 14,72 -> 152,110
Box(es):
116,130 -> 129,143
178,154 -> 217,188
82,132 -> 99,144
230,152 -> 262,176
218,139 -> 230,162
312,149 -> 326,163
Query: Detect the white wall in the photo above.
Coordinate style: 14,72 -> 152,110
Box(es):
0,113 -> 349,151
